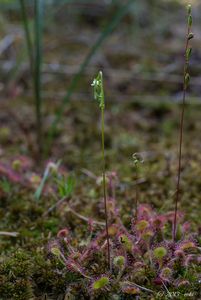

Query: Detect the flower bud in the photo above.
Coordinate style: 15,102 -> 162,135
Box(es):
187,4 -> 191,15
185,73 -> 190,89
188,32 -> 194,40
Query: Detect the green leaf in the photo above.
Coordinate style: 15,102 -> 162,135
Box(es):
153,247 -> 167,259
56,175 -> 75,198
92,276 -> 109,290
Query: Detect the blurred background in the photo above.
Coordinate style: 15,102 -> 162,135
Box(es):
0,0 -> 200,177
1,0 -> 201,102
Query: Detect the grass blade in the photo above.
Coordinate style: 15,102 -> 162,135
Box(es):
19,0 -> 34,75
34,0 -> 44,156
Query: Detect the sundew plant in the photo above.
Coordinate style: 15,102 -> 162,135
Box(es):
48,4 -> 201,299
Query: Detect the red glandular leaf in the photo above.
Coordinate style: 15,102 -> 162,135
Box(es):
0,162 -> 23,183
154,277 -> 163,285
57,228 -> 69,238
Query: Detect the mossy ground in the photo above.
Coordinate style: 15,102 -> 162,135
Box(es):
0,99 -> 200,299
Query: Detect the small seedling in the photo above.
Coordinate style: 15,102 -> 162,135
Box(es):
173,4 -> 194,242
91,71 -> 111,269
55,175 -> 75,198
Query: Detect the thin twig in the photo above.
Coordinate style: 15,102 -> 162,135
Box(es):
44,195 -> 105,226
0,231 -> 19,237
81,168 -> 97,180
43,196 -> 69,216
66,204 -> 105,226
122,281 -> 154,293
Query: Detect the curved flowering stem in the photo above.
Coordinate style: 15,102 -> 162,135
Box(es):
92,71 -> 111,270
173,4 -> 194,242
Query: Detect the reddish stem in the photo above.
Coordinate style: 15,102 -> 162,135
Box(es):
173,22 -> 191,242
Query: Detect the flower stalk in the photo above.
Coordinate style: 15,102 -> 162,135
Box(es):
92,71 -> 111,269
173,4 -> 193,242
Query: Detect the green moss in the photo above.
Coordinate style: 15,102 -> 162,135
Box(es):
0,250 -> 34,299
0,248 -> 79,299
